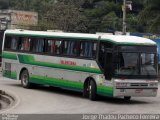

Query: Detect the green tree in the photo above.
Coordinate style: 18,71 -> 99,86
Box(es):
0,0 -> 9,9
83,0 -> 122,33
100,11 -> 120,32
41,0 -> 88,32
138,0 -> 160,33
126,14 -> 139,32
2,0 -> 156,33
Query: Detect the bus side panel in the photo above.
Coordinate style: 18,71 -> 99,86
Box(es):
17,54 -> 101,91
2,51 -> 115,97
2,58 -> 18,80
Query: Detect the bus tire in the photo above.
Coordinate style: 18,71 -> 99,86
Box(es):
20,70 -> 31,88
89,80 -> 97,101
83,80 -> 89,98
124,96 -> 131,101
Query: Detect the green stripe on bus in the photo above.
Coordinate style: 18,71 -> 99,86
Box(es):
30,75 -> 83,91
97,86 -> 113,97
3,70 -> 17,79
30,75 -> 113,96
2,52 -> 17,60
17,54 -> 103,74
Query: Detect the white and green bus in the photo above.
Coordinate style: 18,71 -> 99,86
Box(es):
2,29 -> 158,100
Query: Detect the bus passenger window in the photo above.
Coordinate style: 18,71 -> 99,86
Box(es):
30,38 -> 37,52
55,40 -> 62,55
63,41 -> 78,56
45,40 -> 56,54
22,38 -> 31,51
63,41 -> 68,55
25,38 -> 30,51
30,39 -> 44,53
75,42 -> 80,56
37,39 -> 45,52
4,36 -> 11,49
17,37 -> 23,50
30,38 -> 45,53
80,42 -> 96,58
4,36 -> 18,50
50,40 -> 56,54
11,37 -> 18,50
69,41 -> 78,56
93,43 -> 97,57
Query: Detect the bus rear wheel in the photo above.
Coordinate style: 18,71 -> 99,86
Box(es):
20,70 -> 31,88
88,80 -> 97,101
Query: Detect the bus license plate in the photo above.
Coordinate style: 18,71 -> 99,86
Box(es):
135,89 -> 143,93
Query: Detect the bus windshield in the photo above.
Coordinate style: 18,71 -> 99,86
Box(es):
114,52 -> 157,78
141,53 -> 157,76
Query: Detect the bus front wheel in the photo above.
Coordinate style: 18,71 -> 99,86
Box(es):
20,70 -> 31,88
88,80 -> 97,101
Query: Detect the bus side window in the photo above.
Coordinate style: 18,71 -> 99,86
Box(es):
17,37 -> 23,50
45,40 -> 57,54
45,40 -> 53,54
4,36 -> 12,49
63,41 -> 68,55
80,41 -> 97,58
50,40 -> 56,54
63,40 -> 78,56
23,38 -> 31,51
93,42 -> 97,58
30,38 -> 45,53
70,41 -> 78,56
11,37 -> 19,50
19,37 -> 31,51
30,38 -> 37,52
37,39 -> 45,53
4,36 -> 19,50
55,40 -> 62,55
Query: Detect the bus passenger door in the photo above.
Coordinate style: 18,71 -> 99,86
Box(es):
104,50 -> 113,80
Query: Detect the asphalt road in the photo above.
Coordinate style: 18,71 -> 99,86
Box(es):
0,76 -> 160,114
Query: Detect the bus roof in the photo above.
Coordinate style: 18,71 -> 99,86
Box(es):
101,35 -> 156,45
5,29 -> 99,40
5,29 -> 156,46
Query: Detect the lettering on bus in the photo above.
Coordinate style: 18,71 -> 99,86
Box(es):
60,60 -> 76,66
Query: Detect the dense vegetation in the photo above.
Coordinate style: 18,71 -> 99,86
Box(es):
0,0 -> 159,33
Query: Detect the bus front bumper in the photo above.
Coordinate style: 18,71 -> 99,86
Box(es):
114,88 -> 158,97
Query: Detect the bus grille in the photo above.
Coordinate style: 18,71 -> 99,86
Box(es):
130,83 -> 148,87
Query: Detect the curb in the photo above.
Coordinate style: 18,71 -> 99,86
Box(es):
0,90 -> 16,111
